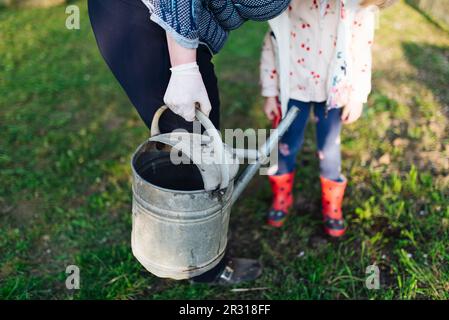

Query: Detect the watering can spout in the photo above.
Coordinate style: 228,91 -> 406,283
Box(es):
230,106 -> 300,206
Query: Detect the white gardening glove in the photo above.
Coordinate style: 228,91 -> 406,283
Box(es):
163,62 -> 212,122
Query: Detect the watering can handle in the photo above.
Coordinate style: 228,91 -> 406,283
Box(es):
149,106 -> 230,190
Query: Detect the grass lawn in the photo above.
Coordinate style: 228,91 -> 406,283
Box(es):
0,0 -> 448,299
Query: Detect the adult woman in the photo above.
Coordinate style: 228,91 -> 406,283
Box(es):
88,0 -> 290,284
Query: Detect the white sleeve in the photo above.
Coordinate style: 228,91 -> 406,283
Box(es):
349,6 -> 376,103
260,30 -> 279,97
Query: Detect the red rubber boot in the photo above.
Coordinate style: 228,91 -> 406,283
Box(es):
267,172 -> 295,227
320,176 -> 347,237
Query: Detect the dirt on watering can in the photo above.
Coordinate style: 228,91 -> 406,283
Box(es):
131,140 -> 234,279
130,106 -> 301,279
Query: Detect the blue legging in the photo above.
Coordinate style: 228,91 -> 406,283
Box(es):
276,99 -> 342,181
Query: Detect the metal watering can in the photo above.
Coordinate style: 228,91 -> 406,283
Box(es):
131,106 -> 299,279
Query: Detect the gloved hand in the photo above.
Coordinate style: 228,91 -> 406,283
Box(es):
163,62 -> 212,122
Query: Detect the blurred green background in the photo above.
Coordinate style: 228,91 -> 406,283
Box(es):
407,0 -> 449,31
0,0 -> 448,299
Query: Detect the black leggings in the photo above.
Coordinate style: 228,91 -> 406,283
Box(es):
88,0 -> 220,132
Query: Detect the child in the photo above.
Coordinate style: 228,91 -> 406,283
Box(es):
260,0 -> 395,236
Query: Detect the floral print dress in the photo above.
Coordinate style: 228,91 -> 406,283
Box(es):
260,0 -> 377,108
